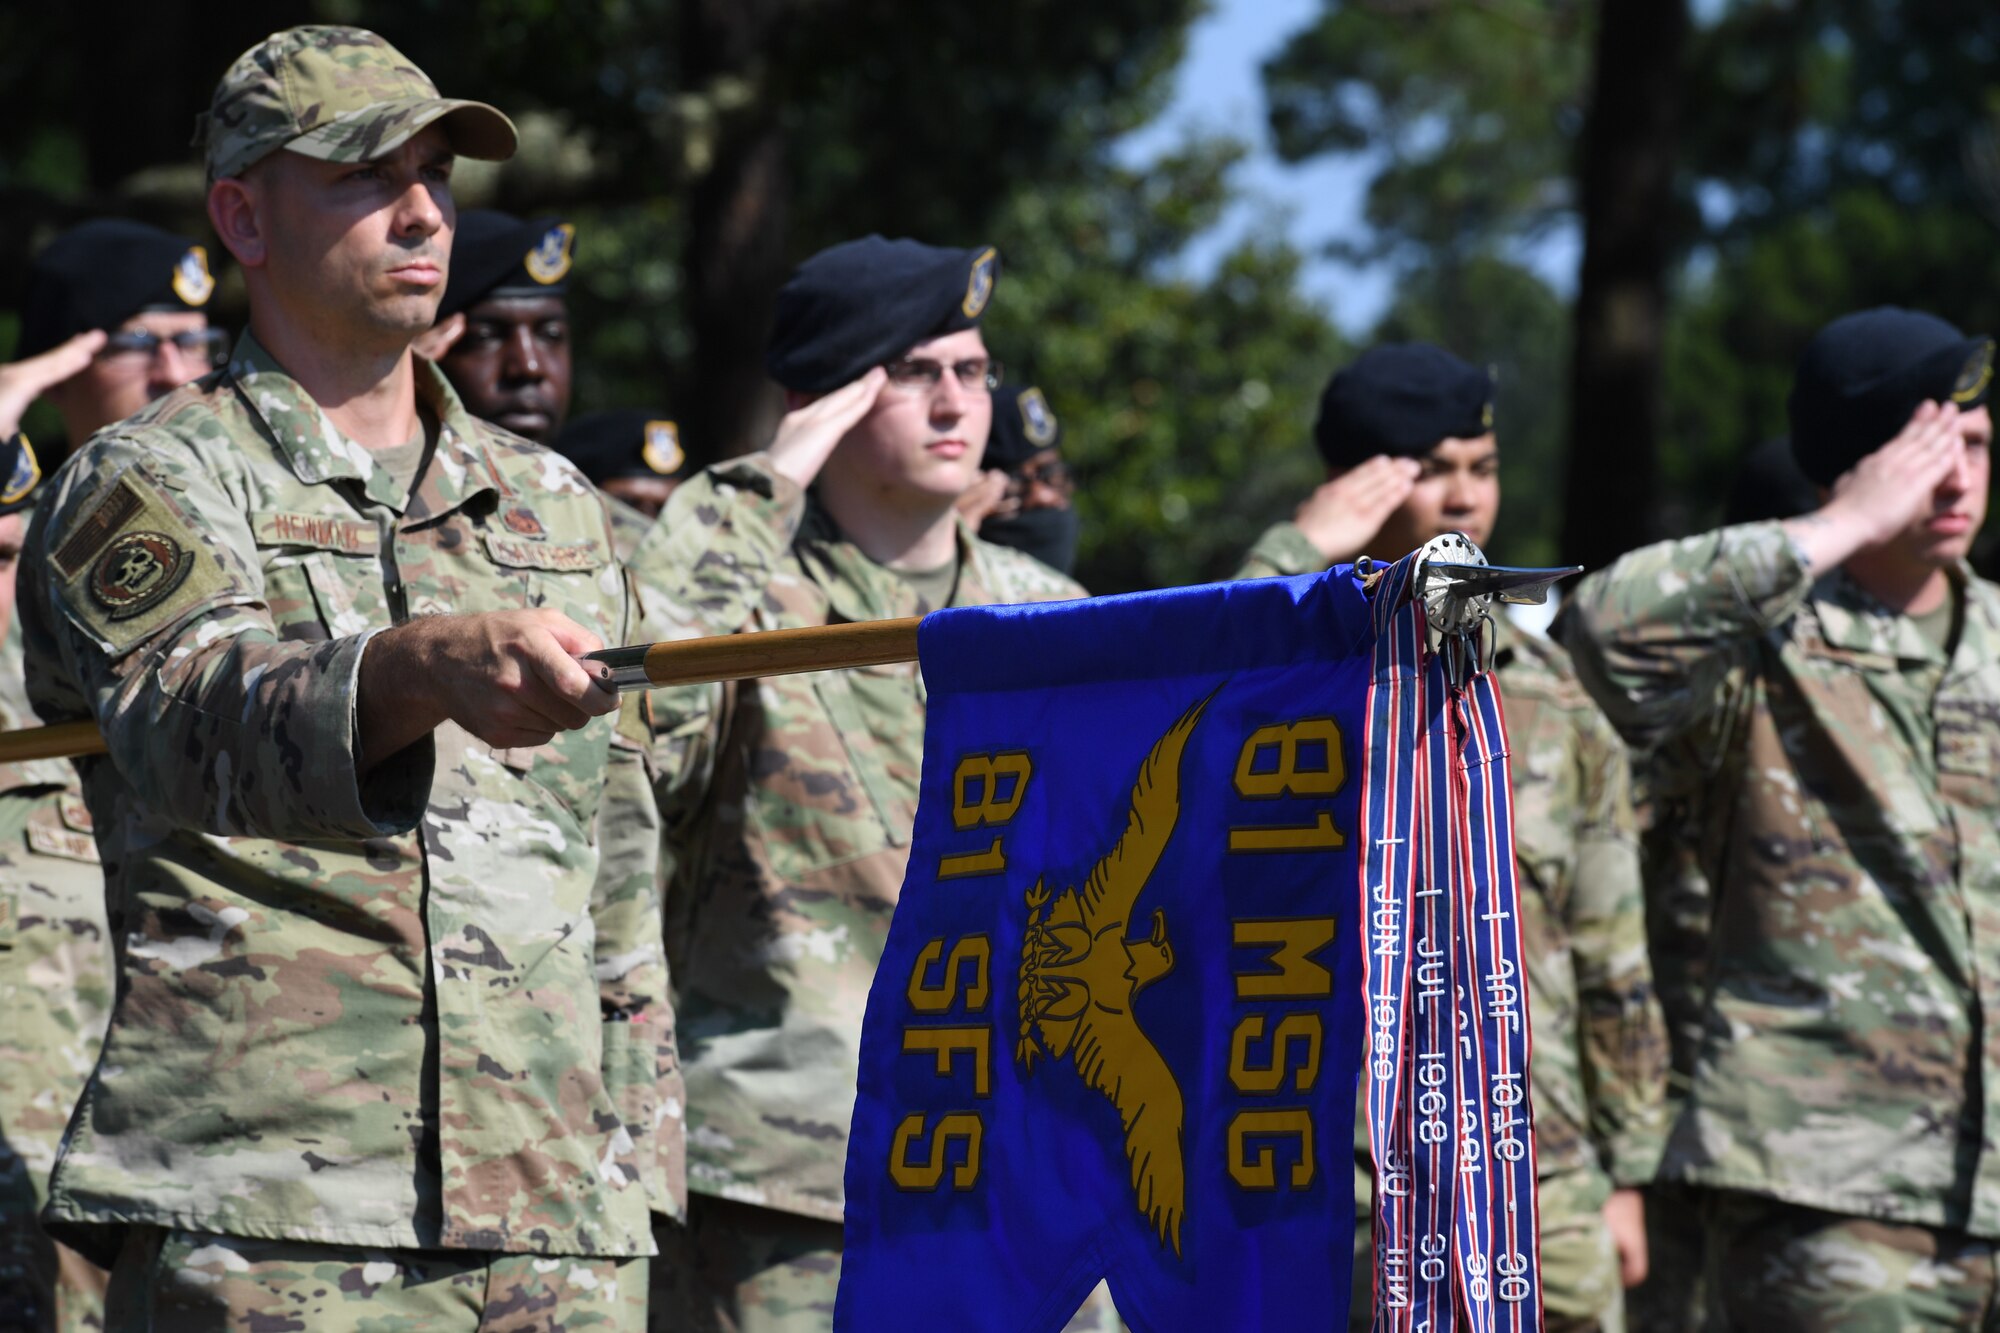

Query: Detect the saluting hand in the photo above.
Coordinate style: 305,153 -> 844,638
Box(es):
1292,454 -> 1422,565
0,329 -> 107,438
1784,400 -> 1967,571
768,367 -> 889,489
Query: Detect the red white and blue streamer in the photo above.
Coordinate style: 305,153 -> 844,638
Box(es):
1359,558 -> 1542,1333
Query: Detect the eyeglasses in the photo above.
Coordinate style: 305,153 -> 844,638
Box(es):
882,356 -> 1002,394
97,328 -> 231,368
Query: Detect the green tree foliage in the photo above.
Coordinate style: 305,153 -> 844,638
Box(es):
3,0 -> 1351,592
987,139 -> 1348,592
1262,0 -> 2000,563
1371,253 -> 1570,567
1263,1 -> 1592,264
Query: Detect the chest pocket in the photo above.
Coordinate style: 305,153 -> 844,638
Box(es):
472,519 -> 621,826
1790,640 -> 1942,838
251,510 -> 385,642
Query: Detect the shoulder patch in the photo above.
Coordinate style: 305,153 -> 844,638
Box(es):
172,245 -> 216,307
962,247 -> 998,319
53,477 -> 150,580
52,469 -> 234,652
525,223 -> 576,285
89,530 -> 193,620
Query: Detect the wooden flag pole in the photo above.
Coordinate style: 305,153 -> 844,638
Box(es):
0,616 -> 927,767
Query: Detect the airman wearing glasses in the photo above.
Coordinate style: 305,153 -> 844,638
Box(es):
628,236 -> 1093,1332
2,219 -> 226,464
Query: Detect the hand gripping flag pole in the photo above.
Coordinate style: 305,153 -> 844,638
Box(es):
0,617 -> 924,764
0,542 -> 1571,766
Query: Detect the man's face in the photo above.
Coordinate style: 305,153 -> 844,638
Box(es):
57,310 -> 214,435
436,296 -> 572,443
248,127 -> 456,346
820,327 -> 994,506
1888,403 -> 1992,567
1366,433 -> 1501,560
989,448 -> 1074,520
0,513 -> 25,644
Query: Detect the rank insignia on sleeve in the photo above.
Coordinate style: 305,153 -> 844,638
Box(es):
525,224 -> 576,285
172,245 -> 216,307
643,420 -> 684,475
962,247 -> 998,319
1953,339 -> 1994,405
89,530 -> 194,620
1018,388 -> 1057,447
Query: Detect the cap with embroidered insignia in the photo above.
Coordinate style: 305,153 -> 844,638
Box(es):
1313,343 -> 1495,470
766,236 -> 1002,394
17,220 -> 219,360
438,212 -> 575,321
558,409 -> 692,485
1787,307 -> 1994,486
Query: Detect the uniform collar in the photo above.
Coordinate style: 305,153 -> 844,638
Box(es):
1812,565 -> 1970,666
226,330 -> 503,520
796,501 -> 991,623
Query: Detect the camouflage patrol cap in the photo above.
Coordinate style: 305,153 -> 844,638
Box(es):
197,26 -> 517,180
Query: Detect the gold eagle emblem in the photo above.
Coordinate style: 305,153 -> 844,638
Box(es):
1016,694 -> 1208,1257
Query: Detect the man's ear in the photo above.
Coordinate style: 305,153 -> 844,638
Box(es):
208,175 -> 267,269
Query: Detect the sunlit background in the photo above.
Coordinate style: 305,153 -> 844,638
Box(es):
5,0 -> 1998,590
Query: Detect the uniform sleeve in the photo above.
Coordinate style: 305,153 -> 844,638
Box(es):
22,440 -> 429,840
1232,520 -> 1327,582
628,452 -> 807,640
593,690 -> 683,1221
1558,520 -> 1814,751
1567,706 -> 1669,1186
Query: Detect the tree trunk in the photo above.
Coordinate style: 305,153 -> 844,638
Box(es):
1561,0 -> 1689,571
674,0 -> 792,465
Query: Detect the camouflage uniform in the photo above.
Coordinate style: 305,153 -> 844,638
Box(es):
1558,520 -> 2000,1328
1624,749 -> 1713,1333
0,621 -> 112,1332
629,454 -> 1089,1331
1239,523 -> 1670,1333
18,334 -> 673,1327
607,494 -> 656,566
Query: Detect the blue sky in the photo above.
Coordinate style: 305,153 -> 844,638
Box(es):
1115,0 -> 1579,335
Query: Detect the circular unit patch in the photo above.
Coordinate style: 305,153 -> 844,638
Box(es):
90,530 -> 193,621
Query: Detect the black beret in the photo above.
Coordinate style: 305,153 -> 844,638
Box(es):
1725,436 -> 1819,526
0,433 -> 43,517
766,236 -> 999,393
1313,343 -> 1494,469
1788,307 -> 1993,487
556,410 -> 688,486
984,384 -> 1062,471
17,219 -> 217,359
438,210 -> 574,321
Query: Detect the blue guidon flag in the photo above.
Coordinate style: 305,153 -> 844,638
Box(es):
836,560 -> 1541,1332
